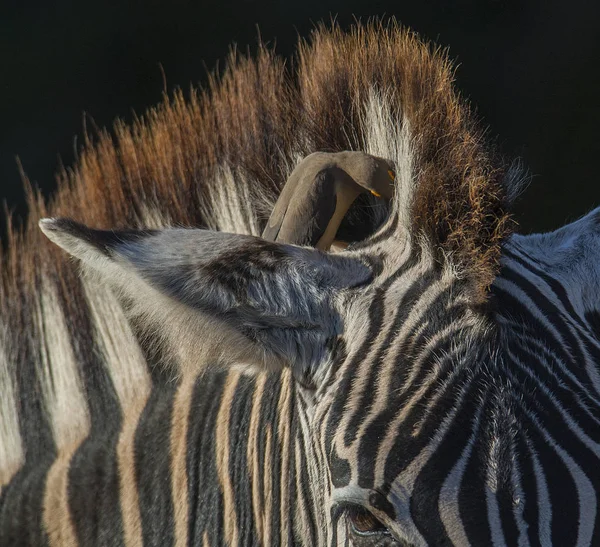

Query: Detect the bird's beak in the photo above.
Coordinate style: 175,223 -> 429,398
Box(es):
370,190 -> 382,198
387,169 -> 396,182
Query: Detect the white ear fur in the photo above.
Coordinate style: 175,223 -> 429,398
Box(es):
40,218 -> 115,268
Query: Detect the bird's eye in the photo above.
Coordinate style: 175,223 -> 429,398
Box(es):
346,506 -> 389,536
387,169 -> 396,182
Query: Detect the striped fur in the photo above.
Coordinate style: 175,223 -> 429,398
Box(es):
2,20 -> 599,547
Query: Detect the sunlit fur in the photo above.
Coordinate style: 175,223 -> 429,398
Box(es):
2,20 -> 599,547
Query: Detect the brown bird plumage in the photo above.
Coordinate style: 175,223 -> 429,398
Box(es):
262,151 -> 395,250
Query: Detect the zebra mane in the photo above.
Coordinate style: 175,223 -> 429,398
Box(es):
0,20 -> 520,480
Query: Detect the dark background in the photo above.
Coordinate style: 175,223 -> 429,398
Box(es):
2,0 -> 599,236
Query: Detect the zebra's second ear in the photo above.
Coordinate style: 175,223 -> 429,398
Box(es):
39,218 -> 371,385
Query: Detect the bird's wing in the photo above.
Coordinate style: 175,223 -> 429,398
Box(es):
300,169 -> 338,246
262,200 -> 288,241
263,168 -> 337,247
261,169 -> 302,241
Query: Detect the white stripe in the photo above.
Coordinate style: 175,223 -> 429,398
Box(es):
438,405 -> 483,547
201,165 -> 264,236
331,256 -> 423,476
82,276 -> 151,407
524,408 -> 596,546
504,345 -> 600,456
486,485 -> 507,547
0,320 -> 23,488
497,320 -> 600,409
385,388 -> 470,546
528,442 -> 552,545
36,280 -> 90,448
494,276 -> 600,401
498,256 -> 600,397
510,448 -> 530,547
362,89 -> 414,230
550,440 -> 596,545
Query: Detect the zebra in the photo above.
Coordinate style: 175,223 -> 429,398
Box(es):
1,19 -> 599,546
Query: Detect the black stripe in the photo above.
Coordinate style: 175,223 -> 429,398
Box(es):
357,305 -> 484,488
504,248 -> 591,332
342,262 -> 435,448
59,283 -> 122,428
585,310 -> 600,338
135,383 -> 177,547
186,371 -> 227,545
349,212 -> 400,249
381,362 -> 484,488
492,284 -> 591,391
516,432 -> 541,547
228,374 -> 258,545
68,426 -> 124,545
411,383 -> 486,546
497,265 -> 591,386
261,374 -> 284,542
458,393 -> 493,546
508,339 -> 600,435
0,462 -> 52,547
66,293 -> 125,545
342,286 -> 386,448
521,412 -> 579,545
285,392 -> 300,546
15,286 -> 56,462
296,421 -> 318,545
497,458 -> 520,546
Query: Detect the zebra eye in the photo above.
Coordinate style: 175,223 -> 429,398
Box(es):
346,505 -> 389,536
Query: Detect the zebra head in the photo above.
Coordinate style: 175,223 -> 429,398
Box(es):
23,21 -> 597,547
39,112 -> 521,546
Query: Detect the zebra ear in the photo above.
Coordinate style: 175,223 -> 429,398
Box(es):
39,218 -> 371,385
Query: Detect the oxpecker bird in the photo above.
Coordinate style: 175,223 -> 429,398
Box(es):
262,151 -> 395,250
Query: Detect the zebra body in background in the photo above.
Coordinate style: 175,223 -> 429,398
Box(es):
1,21 -> 600,546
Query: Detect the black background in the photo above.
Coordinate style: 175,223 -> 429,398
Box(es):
2,0 -> 599,235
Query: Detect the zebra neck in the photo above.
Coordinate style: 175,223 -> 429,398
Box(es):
183,367 -> 324,546
0,366 -> 324,546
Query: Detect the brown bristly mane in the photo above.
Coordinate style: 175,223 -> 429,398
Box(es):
4,21 -> 516,305
0,21 -> 517,466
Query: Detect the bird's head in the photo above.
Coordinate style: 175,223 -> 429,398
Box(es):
330,151 -> 396,199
